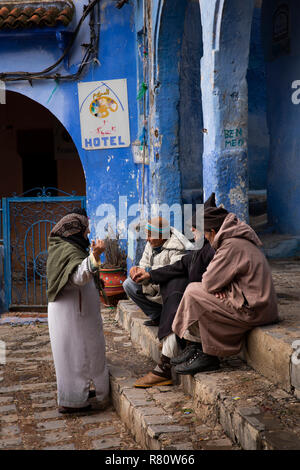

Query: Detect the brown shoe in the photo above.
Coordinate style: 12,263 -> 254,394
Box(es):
134,371 -> 173,388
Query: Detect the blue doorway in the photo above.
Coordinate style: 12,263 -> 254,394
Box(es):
1,188 -> 86,312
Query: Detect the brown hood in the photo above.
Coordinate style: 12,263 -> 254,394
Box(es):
212,213 -> 263,250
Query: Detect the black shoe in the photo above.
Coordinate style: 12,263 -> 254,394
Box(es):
144,319 -> 159,326
174,350 -> 220,375
170,343 -> 202,366
58,404 -> 92,414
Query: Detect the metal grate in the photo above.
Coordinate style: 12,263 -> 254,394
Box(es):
2,188 -> 85,310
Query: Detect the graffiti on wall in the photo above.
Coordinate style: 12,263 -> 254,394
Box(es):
224,128 -> 245,148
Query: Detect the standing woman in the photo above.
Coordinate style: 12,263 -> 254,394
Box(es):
46,208 -> 109,414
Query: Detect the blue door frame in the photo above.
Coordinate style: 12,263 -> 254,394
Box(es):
1,187 -> 86,311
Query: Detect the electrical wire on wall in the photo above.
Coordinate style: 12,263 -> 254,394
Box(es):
136,0 -> 148,214
142,0 -> 147,210
0,0 -> 101,83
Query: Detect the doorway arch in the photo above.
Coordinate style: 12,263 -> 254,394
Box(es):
0,90 -> 86,199
0,91 -> 86,312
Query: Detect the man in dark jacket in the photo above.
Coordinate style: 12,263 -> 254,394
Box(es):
132,195 -> 216,388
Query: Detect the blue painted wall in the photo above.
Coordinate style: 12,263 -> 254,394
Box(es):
1,0 -> 298,293
200,0 -> 255,222
247,4 -> 270,190
1,0 -> 140,255
262,0 -> 300,234
179,0 -> 203,205
0,247 -> 4,313
149,0 -> 187,210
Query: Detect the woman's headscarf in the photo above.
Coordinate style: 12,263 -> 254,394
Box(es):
49,207 -> 90,254
47,208 -> 93,302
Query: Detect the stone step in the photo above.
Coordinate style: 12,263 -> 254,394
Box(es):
103,309 -> 238,451
114,259 -> 300,398
243,259 -> 300,397
116,300 -> 300,450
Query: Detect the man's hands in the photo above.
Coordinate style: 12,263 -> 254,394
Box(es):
129,265 -> 227,294
214,291 -> 227,300
130,266 -> 150,283
91,239 -> 106,261
129,266 -> 142,279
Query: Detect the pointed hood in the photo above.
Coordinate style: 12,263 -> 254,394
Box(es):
212,213 -> 263,251
204,192 -> 216,209
190,192 -> 217,229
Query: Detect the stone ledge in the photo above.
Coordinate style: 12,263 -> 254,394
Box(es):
242,326 -> 293,392
117,299 -> 300,396
241,319 -> 300,396
109,366 -> 193,450
116,300 -> 300,450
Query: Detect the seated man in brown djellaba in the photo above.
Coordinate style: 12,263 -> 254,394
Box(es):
169,205 -> 279,375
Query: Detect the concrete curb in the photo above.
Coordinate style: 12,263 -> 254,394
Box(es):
109,366 -> 194,450
242,323 -> 300,397
181,373 -> 300,450
116,300 -> 300,450
243,327 -> 292,392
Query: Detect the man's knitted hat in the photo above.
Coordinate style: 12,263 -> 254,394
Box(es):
146,216 -> 170,238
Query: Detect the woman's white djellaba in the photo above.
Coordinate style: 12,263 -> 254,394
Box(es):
48,256 -> 109,408
46,209 -> 109,412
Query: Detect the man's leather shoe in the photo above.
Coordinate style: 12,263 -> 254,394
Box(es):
174,350 -> 220,375
170,343 -> 202,366
134,371 -> 172,388
143,319 -> 159,326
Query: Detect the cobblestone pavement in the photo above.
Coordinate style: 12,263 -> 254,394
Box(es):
0,308 -> 143,450
0,307 -> 239,451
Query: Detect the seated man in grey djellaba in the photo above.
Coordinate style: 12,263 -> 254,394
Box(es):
123,216 -> 193,327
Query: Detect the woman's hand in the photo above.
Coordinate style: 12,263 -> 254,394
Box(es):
91,239 -> 106,261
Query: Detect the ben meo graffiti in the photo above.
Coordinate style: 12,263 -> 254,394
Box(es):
224,128 -> 245,148
78,79 -> 130,150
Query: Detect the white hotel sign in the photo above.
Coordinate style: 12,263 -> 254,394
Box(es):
78,79 -> 130,150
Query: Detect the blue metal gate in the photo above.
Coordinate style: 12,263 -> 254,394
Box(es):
1,187 -> 86,311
